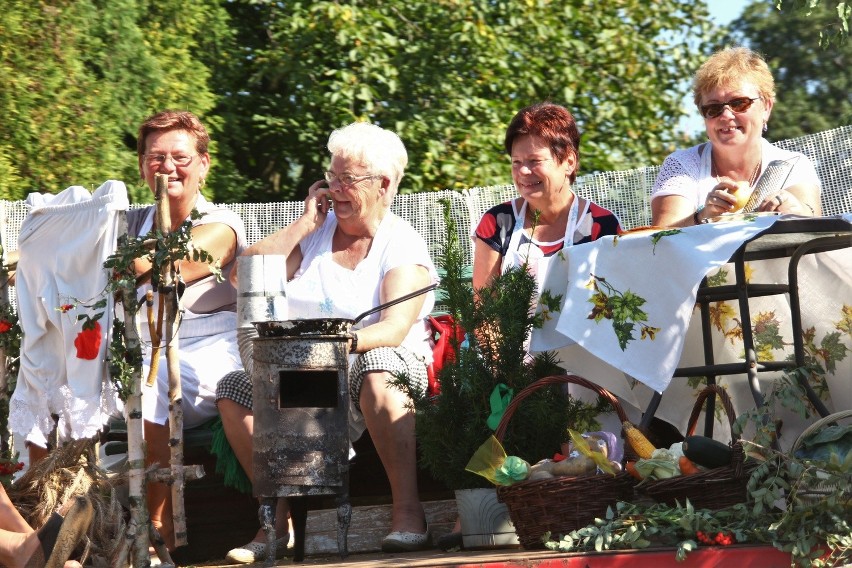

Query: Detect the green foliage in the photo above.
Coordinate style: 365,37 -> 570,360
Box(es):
730,1 -> 852,141
211,0 -> 716,200
407,201 -> 606,489
544,368 -> 852,567
775,0 -> 851,47
0,0 -> 230,202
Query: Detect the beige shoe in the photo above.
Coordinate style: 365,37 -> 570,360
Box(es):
28,495 -> 94,568
225,536 -> 289,564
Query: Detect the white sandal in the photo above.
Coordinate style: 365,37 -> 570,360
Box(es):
225,535 -> 290,564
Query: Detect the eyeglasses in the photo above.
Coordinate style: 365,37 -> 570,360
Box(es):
700,97 -> 760,119
511,158 -> 552,171
323,171 -> 382,187
143,153 -> 197,167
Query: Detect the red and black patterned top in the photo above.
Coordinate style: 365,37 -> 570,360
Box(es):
475,198 -> 622,257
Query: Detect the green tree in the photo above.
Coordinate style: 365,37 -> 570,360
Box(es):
214,0 -> 715,202
0,0 -> 234,203
729,1 -> 852,140
776,0 -> 850,47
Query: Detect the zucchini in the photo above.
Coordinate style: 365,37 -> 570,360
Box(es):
682,435 -> 733,468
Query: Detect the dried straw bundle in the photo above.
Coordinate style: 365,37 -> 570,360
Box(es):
7,438 -> 129,564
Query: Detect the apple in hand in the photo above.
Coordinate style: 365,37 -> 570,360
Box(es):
727,181 -> 753,212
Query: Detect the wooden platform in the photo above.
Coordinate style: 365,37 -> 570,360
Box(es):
177,429 -> 455,563
188,544 -> 794,567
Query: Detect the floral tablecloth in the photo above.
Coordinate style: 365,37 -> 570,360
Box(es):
532,214 -> 852,448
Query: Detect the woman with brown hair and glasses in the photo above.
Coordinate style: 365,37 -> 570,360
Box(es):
651,47 -> 821,227
131,109 -> 247,553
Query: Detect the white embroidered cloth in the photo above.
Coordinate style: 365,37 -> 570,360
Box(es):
532,214 -> 852,447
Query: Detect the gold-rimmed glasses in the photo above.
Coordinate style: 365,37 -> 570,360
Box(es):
143,153 -> 197,167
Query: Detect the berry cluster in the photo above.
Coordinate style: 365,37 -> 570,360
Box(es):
696,530 -> 735,546
0,460 -> 23,476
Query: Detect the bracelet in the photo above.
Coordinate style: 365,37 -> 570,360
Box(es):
348,331 -> 359,353
693,205 -> 705,225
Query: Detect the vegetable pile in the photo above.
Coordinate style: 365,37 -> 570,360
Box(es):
623,420 -> 733,482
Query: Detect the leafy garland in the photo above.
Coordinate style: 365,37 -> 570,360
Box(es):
101,208 -> 221,402
0,207 -> 220,435
542,371 -> 851,567
0,255 -> 23,483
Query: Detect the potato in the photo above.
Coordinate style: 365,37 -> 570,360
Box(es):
528,469 -> 555,481
551,455 -> 597,477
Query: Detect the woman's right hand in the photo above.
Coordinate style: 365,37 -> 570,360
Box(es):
699,177 -> 740,220
301,179 -> 332,229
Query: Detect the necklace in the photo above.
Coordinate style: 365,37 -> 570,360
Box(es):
711,151 -> 761,186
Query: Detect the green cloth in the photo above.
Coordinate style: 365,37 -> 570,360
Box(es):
209,417 -> 253,494
486,383 -> 514,432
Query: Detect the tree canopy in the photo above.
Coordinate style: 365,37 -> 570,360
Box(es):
1,0 -> 846,204
777,0 -> 850,47
213,0 -> 715,202
729,0 -> 852,141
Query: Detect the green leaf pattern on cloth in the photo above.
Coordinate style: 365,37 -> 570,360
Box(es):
586,273 -> 660,351
702,264 -> 851,409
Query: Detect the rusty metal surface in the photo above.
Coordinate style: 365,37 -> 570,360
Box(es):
253,319 -> 353,337
252,335 -> 351,498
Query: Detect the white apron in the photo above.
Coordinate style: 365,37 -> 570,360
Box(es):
500,196 -> 585,291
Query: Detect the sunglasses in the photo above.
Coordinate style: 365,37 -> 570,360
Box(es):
700,97 -> 760,119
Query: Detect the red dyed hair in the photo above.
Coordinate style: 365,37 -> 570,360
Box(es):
504,102 -> 581,184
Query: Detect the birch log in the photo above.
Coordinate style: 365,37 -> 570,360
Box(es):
154,173 -> 190,549
114,211 -> 153,568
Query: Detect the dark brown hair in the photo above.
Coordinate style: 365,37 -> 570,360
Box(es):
136,109 -> 210,156
504,102 -> 581,183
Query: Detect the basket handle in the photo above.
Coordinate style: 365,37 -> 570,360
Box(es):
792,409 -> 852,453
685,384 -> 737,439
493,374 -> 628,443
684,385 -> 752,477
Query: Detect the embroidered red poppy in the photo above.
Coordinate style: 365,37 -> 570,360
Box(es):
74,320 -> 102,360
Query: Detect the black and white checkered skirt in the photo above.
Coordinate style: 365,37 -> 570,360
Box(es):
215,345 -> 428,412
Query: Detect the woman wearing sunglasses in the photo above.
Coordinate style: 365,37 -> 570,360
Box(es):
651,47 -> 821,227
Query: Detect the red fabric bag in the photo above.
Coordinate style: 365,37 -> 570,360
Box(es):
426,314 -> 465,396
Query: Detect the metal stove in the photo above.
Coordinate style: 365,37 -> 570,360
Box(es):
252,334 -> 352,564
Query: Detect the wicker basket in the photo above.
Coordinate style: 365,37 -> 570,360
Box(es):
790,409 -> 852,504
493,374 -> 636,549
641,384 -> 754,509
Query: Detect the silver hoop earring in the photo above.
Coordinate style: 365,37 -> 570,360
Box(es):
762,122 -> 768,133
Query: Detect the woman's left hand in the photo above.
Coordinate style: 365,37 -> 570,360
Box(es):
757,189 -> 806,214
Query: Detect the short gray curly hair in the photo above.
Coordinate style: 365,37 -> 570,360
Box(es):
327,122 -> 408,204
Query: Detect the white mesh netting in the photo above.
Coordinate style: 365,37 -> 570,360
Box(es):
2,125 -> 849,274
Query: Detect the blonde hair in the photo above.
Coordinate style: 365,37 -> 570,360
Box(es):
327,122 -> 408,203
692,47 -> 776,108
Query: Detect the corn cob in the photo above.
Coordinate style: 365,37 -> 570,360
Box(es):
623,421 -> 656,459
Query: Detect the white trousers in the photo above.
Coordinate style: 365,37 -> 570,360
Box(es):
9,181 -> 128,447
